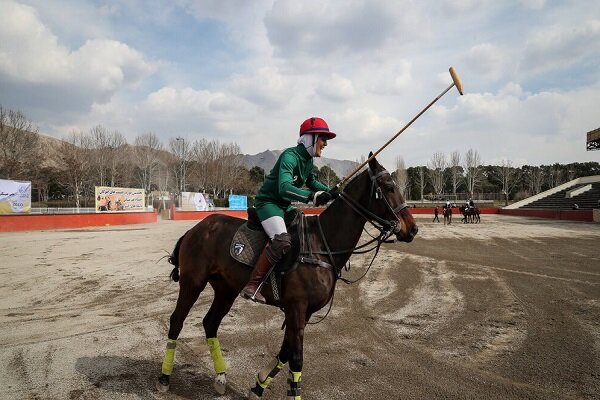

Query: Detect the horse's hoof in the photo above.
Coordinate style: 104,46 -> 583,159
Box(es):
247,388 -> 261,399
155,374 -> 170,392
214,373 -> 227,395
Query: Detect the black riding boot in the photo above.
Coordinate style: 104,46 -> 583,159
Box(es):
240,246 -> 272,304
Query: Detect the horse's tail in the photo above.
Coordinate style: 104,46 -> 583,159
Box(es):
168,232 -> 186,282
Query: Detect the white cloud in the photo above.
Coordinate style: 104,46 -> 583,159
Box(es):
0,0 -> 155,112
315,74 -> 355,102
264,0 -> 422,59
462,43 -> 508,81
520,19 -> 600,74
229,66 -> 292,107
520,0 -> 546,10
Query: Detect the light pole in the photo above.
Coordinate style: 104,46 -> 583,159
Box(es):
175,137 -> 186,193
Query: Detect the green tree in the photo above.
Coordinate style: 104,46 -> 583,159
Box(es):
249,166 -> 265,184
317,165 -> 340,186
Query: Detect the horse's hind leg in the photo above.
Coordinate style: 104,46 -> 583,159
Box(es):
156,280 -> 206,392
248,333 -> 290,399
202,282 -> 239,395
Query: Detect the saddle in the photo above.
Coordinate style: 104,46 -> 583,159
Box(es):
230,207 -> 302,275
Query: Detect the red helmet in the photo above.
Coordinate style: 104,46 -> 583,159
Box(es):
299,117 -> 336,140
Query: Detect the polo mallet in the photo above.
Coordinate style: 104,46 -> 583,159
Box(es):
338,66 -> 464,186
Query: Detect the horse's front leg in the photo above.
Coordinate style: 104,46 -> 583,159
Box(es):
285,305 -> 307,400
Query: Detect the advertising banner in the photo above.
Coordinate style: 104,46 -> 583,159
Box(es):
95,186 -> 145,212
181,192 -> 208,211
0,179 -> 31,214
228,194 -> 247,210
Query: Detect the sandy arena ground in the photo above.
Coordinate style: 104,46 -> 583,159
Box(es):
0,214 -> 599,399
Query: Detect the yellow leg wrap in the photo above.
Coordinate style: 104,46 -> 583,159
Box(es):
161,339 -> 177,375
288,370 -> 302,400
257,356 -> 284,389
207,337 -> 227,374
290,370 -> 301,382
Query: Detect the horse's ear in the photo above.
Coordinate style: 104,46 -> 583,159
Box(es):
368,151 -> 377,171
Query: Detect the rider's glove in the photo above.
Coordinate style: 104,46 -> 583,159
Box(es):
311,191 -> 332,207
328,186 -> 341,199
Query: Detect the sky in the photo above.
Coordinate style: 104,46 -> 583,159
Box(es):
1,0 -> 599,170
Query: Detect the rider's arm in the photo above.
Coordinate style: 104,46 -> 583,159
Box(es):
277,153 -> 313,203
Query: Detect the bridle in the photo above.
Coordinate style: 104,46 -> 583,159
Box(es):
299,167 -> 409,278
338,167 -> 408,238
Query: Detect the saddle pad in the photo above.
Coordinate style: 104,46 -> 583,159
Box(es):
230,213 -> 302,274
230,223 -> 268,267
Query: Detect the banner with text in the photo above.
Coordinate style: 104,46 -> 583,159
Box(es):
228,194 -> 247,210
0,179 -> 31,214
95,186 -> 146,212
181,192 -> 209,211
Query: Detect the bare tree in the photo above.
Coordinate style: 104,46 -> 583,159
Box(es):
449,151 -> 461,195
90,125 -> 110,186
189,138 -> 210,192
526,166 -> 544,195
0,106 -> 40,180
495,159 -> 519,206
189,139 -> 243,198
418,166 -> 425,203
133,133 -> 163,202
155,161 -> 172,211
394,155 -> 408,199
90,125 -> 128,188
215,142 -> 243,197
169,137 -> 191,193
106,130 -> 128,187
427,152 -> 446,198
59,131 -> 92,208
463,149 -> 482,197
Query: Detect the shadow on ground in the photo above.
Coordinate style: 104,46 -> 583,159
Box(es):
75,355 -> 245,399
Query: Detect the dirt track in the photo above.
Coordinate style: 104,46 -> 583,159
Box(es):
0,215 -> 598,399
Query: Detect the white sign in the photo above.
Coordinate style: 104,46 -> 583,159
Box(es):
0,179 -> 31,214
181,192 -> 208,211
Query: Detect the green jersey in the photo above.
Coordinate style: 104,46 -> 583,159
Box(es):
255,144 -> 330,221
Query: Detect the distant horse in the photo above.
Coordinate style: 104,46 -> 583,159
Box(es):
156,155 -> 418,399
460,206 -> 480,223
443,206 -> 452,225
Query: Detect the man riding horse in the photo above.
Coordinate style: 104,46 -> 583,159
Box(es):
240,117 -> 339,304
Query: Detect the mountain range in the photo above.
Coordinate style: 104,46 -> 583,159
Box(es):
241,150 -> 359,179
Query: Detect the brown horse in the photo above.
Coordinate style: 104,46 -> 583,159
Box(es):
156,155 -> 418,399
443,206 -> 452,225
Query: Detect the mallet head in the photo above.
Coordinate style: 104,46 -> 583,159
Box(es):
449,67 -> 464,95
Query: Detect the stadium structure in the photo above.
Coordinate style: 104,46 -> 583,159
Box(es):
587,127 -> 600,151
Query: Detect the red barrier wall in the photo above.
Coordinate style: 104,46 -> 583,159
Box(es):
0,212 -> 158,232
498,208 -> 593,222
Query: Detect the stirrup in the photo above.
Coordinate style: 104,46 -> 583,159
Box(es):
240,289 -> 266,304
